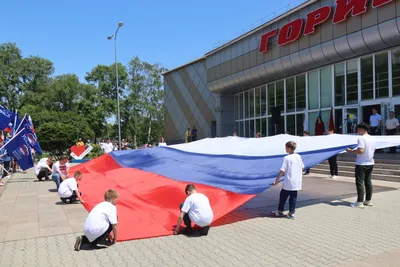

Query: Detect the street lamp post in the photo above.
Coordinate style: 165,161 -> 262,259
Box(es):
107,22 -> 123,150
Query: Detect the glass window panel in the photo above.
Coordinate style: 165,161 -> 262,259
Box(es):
308,112 -> 318,136
255,119 -> 260,137
244,91 -> 249,119
392,49 -> 400,96
286,78 -> 295,113
286,114 -> 295,135
276,81 -> 284,112
261,85 -> 267,116
235,122 -> 239,135
250,119 -> 255,137
308,71 -> 319,110
280,116 -> 285,134
261,117 -> 266,137
239,121 -> 243,137
249,89 -> 254,118
245,120 -> 249,137
268,117 -> 274,136
255,87 -> 261,117
267,83 -> 275,115
346,59 -> 358,104
296,74 -> 306,111
361,56 -> 373,100
234,95 -> 238,120
334,63 -> 345,106
375,52 -> 389,98
320,67 -> 332,108
296,113 -> 304,136
238,93 -> 243,119
321,110 -> 330,132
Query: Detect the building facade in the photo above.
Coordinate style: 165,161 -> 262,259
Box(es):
163,0 -> 400,143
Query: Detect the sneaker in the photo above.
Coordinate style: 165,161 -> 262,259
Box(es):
332,175 -> 338,179
271,210 -> 285,217
74,236 -> 82,251
328,175 -> 333,179
200,226 -> 210,236
287,213 -> 295,220
363,200 -> 373,207
350,202 -> 365,208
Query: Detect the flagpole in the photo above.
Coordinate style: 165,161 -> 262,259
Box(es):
15,114 -> 26,133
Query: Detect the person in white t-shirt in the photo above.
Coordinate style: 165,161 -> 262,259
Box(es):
35,157 -> 53,181
158,137 -> 167,147
346,123 -> 376,208
58,171 -> 84,204
103,139 -> 114,153
272,141 -> 304,219
51,156 -> 70,189
173,184 -> 214,236
74,190 -> 119,251
385,111 -> 399,153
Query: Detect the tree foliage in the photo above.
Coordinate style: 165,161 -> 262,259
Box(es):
0,42 -> 166,155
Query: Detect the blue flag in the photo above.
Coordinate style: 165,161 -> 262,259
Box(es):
18,114 -> 42,154
0,106 -> 13,131
8,110 -> 21,137
2,128 -> 34,171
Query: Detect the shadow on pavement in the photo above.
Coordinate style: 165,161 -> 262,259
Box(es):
212,176 -> 395,227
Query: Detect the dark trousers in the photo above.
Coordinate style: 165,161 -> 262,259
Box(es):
60,191 -> 81,204
355,165 -> 374,203
386,129 -> 397,153
82,223 -> 113,246
37,168 -> 51,181
278,189 -> 298,214
179,203 -> 192,229
328,155 -> 338,176
304,168 -> 310,174
2,161 -> 10,178
370,127 -> 381,136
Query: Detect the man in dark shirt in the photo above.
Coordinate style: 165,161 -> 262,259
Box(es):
191,126 -> 198,142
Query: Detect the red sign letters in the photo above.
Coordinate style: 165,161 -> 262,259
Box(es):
259,0 -> 393,53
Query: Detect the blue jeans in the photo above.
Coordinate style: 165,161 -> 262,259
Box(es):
278,189 -> 298,214
52,173 -> 61,189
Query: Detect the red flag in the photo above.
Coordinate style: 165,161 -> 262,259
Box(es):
329,107 -> 335,131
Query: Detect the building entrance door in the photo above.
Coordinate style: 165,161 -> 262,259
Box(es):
343,106 -> 360,134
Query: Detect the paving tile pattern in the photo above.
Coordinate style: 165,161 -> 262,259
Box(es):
0,169 -> 400,267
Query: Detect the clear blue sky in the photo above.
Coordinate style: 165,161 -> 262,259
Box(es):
1,0 -> 298,81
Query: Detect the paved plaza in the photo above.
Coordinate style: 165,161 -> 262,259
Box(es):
0,169 -> 399,267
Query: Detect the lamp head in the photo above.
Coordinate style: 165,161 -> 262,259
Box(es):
118,22 -> 124,27
107,35 -> 113,40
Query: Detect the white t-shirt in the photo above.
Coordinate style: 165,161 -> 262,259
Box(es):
58,178 -> 78,198
356,134 -> 376,166
53,161 -> 69,176
280,153 -> 304,191
386,118 -> 399,130
84,201 -> 118,242
181,193 -> 214,227
34,158 -> 50,176
158,142 -> 167,147
104,143 -> 114,153
370,113 -> 382,127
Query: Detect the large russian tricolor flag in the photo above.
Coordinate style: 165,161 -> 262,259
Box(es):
71,134 -> 400,241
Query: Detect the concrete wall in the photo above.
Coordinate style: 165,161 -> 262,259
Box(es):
206,0 -> 400,93
163,59 -> 217,143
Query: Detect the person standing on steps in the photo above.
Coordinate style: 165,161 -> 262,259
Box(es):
346,123 -> 376,209
191,126 -> 198,142
327,129 -> 338,179
385,111 -> 399,153
369,108 -> 382,135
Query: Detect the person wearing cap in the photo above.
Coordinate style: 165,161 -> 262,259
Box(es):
346,123 -> 376,209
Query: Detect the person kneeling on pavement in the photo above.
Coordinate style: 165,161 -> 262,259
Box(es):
174,184 -> 214,236
58,171 -> 84,204
35,157 -> 53,181
74,190 -> 119,251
